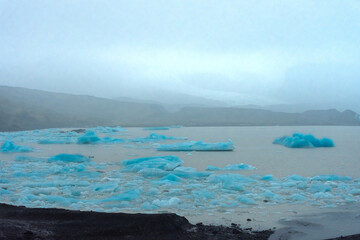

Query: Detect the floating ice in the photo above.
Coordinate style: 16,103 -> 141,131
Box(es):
121,155 -> 183,172
38,138 -> 76,144
273,133 -> 334,148
77,131 -> 101,144
0,140 -> 33,153
1,131 -> 360,219
157,139 -> 234,151
101,189 -> 141,202
206,163 -> 256,171
89,126 -> 126,133
130,133 -> 187,143
237,196 -> 257,205
152,197 -> 181,207
77,131 -> 126,144
143,127 -> 170,131
48,154 -> 90,163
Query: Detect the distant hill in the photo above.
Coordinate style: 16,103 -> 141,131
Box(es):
0,86 -> 167,131
0,86 -> 359,131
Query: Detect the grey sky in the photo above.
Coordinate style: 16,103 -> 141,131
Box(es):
1,0 -> 359,110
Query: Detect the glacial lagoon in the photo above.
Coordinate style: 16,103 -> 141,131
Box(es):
1,126 -> 360,239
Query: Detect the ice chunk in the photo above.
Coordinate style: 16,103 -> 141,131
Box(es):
130,133 -> 187,143
48,154 -> 90,163
44,195 -> 79,207
101,189 -> 141,202
141,202 -> 158,210
209,173 -> 252,191
152,197 -> 181,207
286,175 -> 307,181
77,131 -> 125,144
173,169 -> 211,179
77,131 -> 100,144
143,127 -> 170,131
237,196 -> 257,205
138,168 -> 168,178
261,175 -> 275,181
273,133 -> 334,148
121,155 -> 183,172
77,131 -> 101,144
311,175 -> 352,181
160,174 -> 182,182
192,190 -> 215,199
290,194 -> 307,201
157,139 -> 234,151
206,163 -> 256,171
308,184 -> 332,193
312,192 -> 335,199
38,138 -> 76,144
262,190 -> 283,202
349,189 -> 360,195
1,141 -> 33,153
90,126 -> 127,133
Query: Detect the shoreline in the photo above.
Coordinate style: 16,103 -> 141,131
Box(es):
1,203 -> 360,239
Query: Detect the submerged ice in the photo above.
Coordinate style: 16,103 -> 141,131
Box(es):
273,133 -> 334,148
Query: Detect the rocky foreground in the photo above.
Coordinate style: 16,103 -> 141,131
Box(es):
1,203 -> 360,240
0,203 -> 272,240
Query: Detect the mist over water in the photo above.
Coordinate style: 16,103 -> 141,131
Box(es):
1,0 -> 360,112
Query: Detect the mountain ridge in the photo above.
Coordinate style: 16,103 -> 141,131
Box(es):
0,86 -> 359,131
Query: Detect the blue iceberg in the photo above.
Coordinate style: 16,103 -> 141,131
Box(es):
273,133 -> 334,148
38,137 -> 76,144
157,139 -> 234,151
77,131 -> 101,144
1,140 -> 33,153
143,127 -> 170,131
48,154 -> 90,163
130,133 -> 187,143
206,163 -> 256,171
121,155 -> 183,172
77,130 -> 126,144
89,126 -> 126,133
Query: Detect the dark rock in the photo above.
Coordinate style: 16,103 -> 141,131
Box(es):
0,203 -> 273,240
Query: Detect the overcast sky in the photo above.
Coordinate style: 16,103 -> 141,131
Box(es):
1,0 -> 359,110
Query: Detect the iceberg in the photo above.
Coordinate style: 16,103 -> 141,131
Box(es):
273,133 -> 334,148
77,130 -> 126,144
143,127 -> 170,131
48,154 -> 90,163
206,163 -> 256,171
1,140 -> 33,153
157,139 -> 234,151
130,133 -> 187,143
89,126 -> 126,133
121,155 -> 183,172
38,138 -> 76,144
101,189 -> 141,202
77,131 -> 101,144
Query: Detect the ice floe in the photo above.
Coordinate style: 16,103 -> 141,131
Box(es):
1,150 -> 360,214
157,139 -> 234,151
273,133 -> 334,148
206,164 -> 256,171
1,127 -> 360,219
1,141 -> 33,153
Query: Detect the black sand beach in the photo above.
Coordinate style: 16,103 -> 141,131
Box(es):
0,203 -> 272,240
1,203 -> 360,239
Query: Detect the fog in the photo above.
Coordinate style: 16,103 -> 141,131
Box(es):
1,0 -> 359,111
